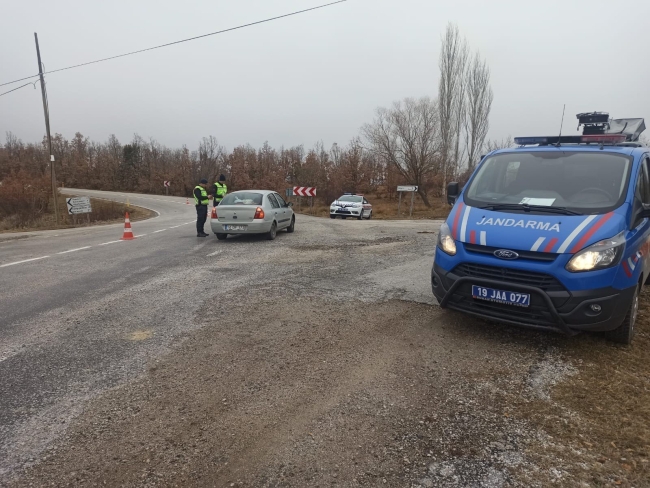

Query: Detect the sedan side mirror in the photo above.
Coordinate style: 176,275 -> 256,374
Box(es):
447,182 -> 460,206
287,202 -> 294,208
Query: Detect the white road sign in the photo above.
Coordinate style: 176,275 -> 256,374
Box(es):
164,180 -> 171,187
397,185 -> 418,192
66,196 -> 92,215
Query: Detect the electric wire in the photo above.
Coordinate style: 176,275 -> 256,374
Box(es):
0,0 -> 348,88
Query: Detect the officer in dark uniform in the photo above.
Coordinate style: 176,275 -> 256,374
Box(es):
213,174 -> 227,207
194,178 -> 210,237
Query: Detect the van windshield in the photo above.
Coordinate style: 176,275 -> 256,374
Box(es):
464,151 -> 632,214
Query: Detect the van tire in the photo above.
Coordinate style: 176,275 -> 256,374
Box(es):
604,285 -> 639,345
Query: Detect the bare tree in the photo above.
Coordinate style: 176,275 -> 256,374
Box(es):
438,23 -> 469,199
362,97 -> 440,207
199,136 -> 226,181
484,135 -> 514,153
463,52 -> 493,172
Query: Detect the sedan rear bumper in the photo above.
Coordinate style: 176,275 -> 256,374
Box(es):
210,220 -> 273,235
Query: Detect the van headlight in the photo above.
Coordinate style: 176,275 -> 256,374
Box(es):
437,222 -> 457,256
566,232 -> 625,272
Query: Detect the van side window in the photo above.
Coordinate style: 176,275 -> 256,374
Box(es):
633,163 -> 649,227
644,158 -> 650,204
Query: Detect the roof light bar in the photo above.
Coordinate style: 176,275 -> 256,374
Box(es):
581,134 -> 627,144
514,137 -> 548,145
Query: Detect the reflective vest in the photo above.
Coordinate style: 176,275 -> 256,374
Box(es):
214,182 -> 227,202
194,185 -> 209,205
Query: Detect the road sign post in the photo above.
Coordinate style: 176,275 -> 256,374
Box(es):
164,180 -> 171,196
66,197 -> 92,225
396,186 -> 418,218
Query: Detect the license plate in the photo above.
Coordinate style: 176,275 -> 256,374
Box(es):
472,285 -> 530,307
224,225 -> 246,231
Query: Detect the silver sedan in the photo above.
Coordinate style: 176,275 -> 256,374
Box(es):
210,190 -> 295,240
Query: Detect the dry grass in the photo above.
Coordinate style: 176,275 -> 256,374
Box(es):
515,293 -> 650,486
0,196 -> 155,233
294,193 -> 451,220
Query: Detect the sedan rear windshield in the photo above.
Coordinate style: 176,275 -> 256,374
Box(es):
464,151 -> 632,214
220,192 -> 263,205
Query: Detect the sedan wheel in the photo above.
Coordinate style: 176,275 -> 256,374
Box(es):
286,216 -> 295,233
267,222 -> 277,240
216,233 -> 227,240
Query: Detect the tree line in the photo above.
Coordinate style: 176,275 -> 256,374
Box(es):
1,24 -> 507,220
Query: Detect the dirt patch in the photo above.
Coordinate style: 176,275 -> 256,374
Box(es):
290,236 -> 407,252
510,293 -> 650,487
13,293 -> 546,487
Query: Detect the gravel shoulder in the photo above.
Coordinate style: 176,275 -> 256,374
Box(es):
3,203 -> 649,487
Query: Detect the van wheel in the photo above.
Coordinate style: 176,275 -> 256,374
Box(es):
604,286 -> 639,344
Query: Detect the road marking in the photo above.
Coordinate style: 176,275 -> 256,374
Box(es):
0,256 -> 50,268
134,234 -> 147,238
207,250 -> 222,257
169,225 -> 181,229
153,229 -> 167,233
57,246 -> 91,254
99,240 -> 122,246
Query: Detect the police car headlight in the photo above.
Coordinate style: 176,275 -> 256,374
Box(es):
437,222 -> 457,256
566,232 -> 625,272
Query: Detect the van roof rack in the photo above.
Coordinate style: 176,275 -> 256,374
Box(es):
515,111 -> 645,146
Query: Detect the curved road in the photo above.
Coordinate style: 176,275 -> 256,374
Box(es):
0,189 -> 442,484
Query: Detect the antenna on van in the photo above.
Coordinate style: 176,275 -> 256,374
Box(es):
556,104 -> 566,147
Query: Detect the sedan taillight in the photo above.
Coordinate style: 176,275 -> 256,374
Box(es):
254,207 -> 265,219
211,208 -> 218,219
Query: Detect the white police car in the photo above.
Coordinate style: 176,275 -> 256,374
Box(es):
330,193 -> 372,220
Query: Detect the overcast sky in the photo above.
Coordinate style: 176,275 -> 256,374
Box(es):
1,0 -> 649,151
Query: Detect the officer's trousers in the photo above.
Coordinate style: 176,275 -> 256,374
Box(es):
196,205 -> 208,234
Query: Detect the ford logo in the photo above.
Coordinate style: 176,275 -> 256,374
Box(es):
494,249 -> 519,260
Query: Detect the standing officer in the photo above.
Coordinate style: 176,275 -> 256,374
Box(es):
194,178 -> 210,237
213,174 -> 227,206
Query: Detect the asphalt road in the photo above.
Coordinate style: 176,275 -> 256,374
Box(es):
4,190 -> 640,487
0,189 -> 443,484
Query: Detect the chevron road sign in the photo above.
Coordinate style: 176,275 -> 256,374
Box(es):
293,187 -> 316,197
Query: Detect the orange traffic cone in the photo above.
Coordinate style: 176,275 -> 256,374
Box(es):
120,212 -> 135,240
186,198 -> 189,205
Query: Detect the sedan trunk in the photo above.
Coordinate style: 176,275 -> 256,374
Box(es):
217,205 -> 258,223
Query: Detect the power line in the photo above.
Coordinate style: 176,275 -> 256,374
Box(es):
0,79 -> 39,97
0,0 -> 348,88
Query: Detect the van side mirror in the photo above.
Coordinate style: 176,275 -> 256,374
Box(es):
447,182 -> 460,206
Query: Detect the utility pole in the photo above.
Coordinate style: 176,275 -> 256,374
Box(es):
35,33 -> 59,225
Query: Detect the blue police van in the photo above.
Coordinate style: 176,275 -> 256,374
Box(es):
432,112 -> 648,344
